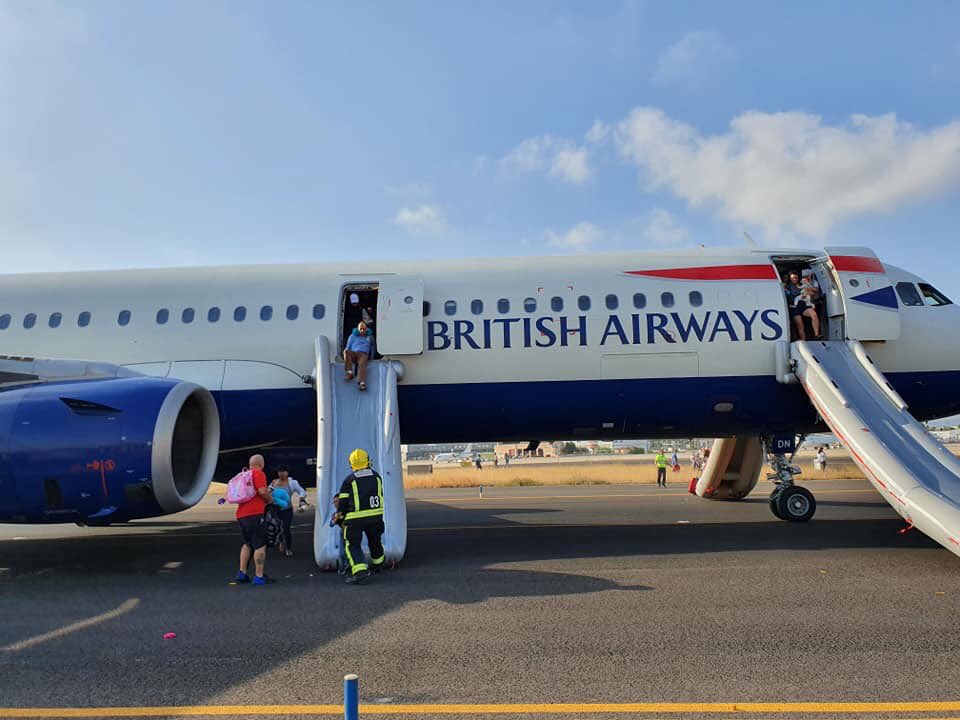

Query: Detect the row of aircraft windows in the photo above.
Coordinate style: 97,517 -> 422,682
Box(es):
429,291 -> 704,317
0,304 -> 327,330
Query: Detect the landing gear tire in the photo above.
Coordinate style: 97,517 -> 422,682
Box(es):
776,486 -> 816,522
769,487 -> 785,520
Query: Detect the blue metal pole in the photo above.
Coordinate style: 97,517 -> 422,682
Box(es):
344,673 -> 359,720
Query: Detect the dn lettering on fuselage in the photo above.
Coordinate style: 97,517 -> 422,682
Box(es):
427,309 -> 784,351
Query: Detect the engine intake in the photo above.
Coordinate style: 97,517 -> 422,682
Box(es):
0,376 -> 220,523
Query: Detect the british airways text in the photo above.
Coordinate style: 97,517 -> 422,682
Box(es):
427,309 -> 784,351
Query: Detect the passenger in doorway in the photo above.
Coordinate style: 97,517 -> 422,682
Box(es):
348,293 -> 376,329
785,272 -> 821,341
336,448 -> 386,584
235,454 -> 275,586
655,449 -> 669,487
270,465 -> 307,556
344,321 -> 374,391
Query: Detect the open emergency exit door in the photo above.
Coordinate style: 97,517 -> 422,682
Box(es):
824,247 -> 900,341
376,275 -> 425,355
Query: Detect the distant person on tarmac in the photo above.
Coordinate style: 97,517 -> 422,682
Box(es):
235,454 -> 274,586
336,448 -> 386,585
344,321 -> 374,391
655,449 -> 669,487
816,446 -> 827,472
475,456 -> 482,470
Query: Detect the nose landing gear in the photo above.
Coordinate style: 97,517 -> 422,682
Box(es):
766,439 -> 817,522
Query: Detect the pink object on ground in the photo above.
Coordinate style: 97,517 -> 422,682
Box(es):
163,632 -> 177,640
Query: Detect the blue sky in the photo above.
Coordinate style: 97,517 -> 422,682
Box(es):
2,1 -> 959,293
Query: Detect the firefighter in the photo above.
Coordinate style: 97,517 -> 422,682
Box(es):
335,448 -> 386,585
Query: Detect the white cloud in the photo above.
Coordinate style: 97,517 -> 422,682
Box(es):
585,120 -> 610,145
500,136 -> 551,175
545,221 -> 604,253
499,135 -> 593,185
643,208 -> 690,246
393,204 -> 448,236
615,108 -> 960,237
652,29 -> 736,87
550,146 -> 592,184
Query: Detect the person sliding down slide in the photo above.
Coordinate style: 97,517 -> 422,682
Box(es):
343,321 -> 374,391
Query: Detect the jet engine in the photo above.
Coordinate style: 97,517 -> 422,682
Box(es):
0,376 -> 220,524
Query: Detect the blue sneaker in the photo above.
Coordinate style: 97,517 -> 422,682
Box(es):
252,575 -> 276,586
235,571 -> 250,584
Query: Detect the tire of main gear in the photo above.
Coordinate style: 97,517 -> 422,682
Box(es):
776,485 -> 816,522
769,487 -> 785,520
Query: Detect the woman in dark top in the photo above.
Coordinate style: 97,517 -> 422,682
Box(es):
784,271 -> 820,340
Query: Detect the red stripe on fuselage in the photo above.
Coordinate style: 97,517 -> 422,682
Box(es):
830,255 -> 885,273
625,264 -> 778,281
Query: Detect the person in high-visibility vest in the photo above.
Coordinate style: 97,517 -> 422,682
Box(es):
655,449 -> 669,487
334,448 -> 386,584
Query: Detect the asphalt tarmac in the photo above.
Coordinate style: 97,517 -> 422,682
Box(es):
2,479 -> 960,719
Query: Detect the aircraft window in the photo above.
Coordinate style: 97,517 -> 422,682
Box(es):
313,303 -> 325,319
498,298 -> 510,314
0,314 -> 9,330
422,301 -> 430,317
182,308 -> 195,324
118,310 -> 131,326
578,295 -> 591,311
78,311 -> 91,327
689,291 -> 703,307
605,294 -> 618,310
633,293 -> 646,309
48,312 -> 62,328
471,299 -> 483,315
234,306 -> 247,322
260,305 -> 273,321
919,283 -> 953,306
286,304 -> 299,320
208,307 -> 221,323
551,296 -> 564,312
661,292 -> 675,308
895,282 -> 923,307
523,297 -> 537,313
156,308 -> 169,325
444,300 -> 457,316
23,313 -> 36,329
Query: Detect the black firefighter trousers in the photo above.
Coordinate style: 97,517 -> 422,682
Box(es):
343,519 -> 385,575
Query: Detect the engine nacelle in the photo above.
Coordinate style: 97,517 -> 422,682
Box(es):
0,376 -> 220,523
694,436 -> 764,500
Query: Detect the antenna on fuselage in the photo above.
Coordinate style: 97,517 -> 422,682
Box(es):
743,231 -> 757,248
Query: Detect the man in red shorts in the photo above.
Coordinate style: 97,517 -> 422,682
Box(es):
236,454 -> 274,586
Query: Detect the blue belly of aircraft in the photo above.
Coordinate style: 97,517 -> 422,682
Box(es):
210,370 -> 960,450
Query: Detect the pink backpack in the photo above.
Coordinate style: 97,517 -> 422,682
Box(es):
226,468 -> 257,504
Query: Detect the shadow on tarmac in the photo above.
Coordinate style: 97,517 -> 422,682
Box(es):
0,498 -> 940,708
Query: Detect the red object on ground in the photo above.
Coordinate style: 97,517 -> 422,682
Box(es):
688,477 -> 698,494
163,632 -> 177,640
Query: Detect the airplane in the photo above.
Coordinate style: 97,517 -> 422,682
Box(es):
1,246 -> 960,566
432,444 -> 474,464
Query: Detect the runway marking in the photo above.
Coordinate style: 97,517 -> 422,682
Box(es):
4,701 -> 960,716
1,599 -> 140,653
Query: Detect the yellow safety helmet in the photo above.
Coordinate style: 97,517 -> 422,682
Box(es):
349,448 -> 370,471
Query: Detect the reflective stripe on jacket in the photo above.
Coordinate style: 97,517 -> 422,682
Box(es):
337,468 -> 384,523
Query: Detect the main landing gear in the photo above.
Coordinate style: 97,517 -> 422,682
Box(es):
765,442 -> 817,522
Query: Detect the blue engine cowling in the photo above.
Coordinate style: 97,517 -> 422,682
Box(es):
0,376 -> 220,524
